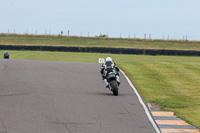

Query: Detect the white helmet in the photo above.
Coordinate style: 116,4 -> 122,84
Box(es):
106,57 -> 112,62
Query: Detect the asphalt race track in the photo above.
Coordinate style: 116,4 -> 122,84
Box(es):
0,59 -> 157,133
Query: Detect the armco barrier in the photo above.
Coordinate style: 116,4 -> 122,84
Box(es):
0,45 -> 200,56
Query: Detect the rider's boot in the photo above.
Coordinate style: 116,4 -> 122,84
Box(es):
104,79 -> 109,88
106,83 -> 109,88
116,76 -> 121,85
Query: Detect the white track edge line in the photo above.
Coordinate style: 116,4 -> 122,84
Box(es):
120,70 -> 161,133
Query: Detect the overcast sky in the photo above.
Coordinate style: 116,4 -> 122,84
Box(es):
0,0 -> 200,40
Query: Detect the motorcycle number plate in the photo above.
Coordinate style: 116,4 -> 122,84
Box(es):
108,73 -> 115,78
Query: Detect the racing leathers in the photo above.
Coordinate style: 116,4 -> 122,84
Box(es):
100,61 -> 120,88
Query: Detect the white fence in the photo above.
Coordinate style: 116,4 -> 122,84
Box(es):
2,29 -> 200,41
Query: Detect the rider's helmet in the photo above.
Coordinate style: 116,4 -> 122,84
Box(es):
106,57 -> 112,62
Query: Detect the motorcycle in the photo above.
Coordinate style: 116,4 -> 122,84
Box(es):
4,52 -> 9,59
107,71 -> 119,96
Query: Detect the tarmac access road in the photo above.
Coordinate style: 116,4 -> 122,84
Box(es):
0,59 -> 157,133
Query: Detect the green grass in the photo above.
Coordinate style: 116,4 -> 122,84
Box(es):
1,34 -> 200,50
1,50 -> 200,129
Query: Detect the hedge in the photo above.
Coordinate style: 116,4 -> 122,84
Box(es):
0,45 -> 200,56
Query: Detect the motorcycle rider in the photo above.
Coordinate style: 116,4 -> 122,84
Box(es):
4,51 -> 9,59
100,57 -> 120,88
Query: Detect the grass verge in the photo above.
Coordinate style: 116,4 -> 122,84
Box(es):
1,34 -> 200,50
0,50 -> 199,129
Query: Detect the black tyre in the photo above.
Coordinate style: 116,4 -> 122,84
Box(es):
110,80 -> 118,96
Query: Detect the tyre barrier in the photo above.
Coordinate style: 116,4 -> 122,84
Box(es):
0,45 -> 200,56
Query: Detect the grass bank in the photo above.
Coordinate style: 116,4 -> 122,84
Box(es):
1,50 -> 199,129
1,34 -> 200,51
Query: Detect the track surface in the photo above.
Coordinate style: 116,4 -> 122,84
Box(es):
0,59 -> 157,133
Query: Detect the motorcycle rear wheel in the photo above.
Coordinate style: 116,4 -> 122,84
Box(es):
110,80 -> 118,96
